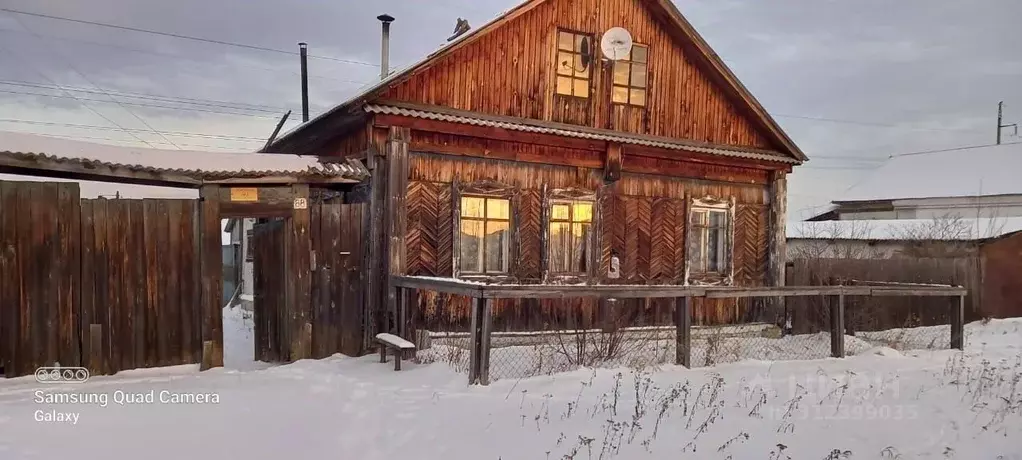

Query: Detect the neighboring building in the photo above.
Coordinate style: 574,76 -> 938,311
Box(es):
811,143 -> 1022,221
224,218 -> 255,310
788,217 -> 1022,259
790,143 -> 1022,319
264,0 -> 807,332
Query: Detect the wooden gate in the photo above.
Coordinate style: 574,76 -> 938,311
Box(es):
252,219 -> 288,362
250,200 -> 368,362
310,200 -> 365,358
80,198 -> 202,375
0,182 -> 81,378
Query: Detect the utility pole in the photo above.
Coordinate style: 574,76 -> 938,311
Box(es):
997,101 -> 1018,145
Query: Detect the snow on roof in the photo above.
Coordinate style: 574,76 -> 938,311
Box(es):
787,217 -> 1022,241
0,131 -> 367,181
838,142 -> 1022,202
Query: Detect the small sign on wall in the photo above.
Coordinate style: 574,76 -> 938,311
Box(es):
293,197 -> 308,210
229,188 -> 259,202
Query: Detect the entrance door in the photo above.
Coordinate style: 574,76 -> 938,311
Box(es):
252,219 -> 288,362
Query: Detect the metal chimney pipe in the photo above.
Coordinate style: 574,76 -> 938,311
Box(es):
377,14 -> 395,80
299,42 -> 309,122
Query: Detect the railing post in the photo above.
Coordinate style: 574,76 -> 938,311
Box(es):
479,298 -> 493,385
830,294 -> 845,358
468,296 -> 482,385
951,294 -> 965,350
674,296 -> 692,368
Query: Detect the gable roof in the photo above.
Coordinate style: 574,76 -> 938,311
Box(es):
836,142 -> 1022,203
268,0 -> 806,162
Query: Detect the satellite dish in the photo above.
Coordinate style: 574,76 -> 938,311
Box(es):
601,27 -> 633,60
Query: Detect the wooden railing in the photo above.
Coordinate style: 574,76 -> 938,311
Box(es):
391,276 -> 967,385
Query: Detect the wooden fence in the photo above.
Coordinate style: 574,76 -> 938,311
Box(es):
786,258 -> 979,333
0,181 -> 204,378
0,182 -> 81,377
81,198 -> 203,375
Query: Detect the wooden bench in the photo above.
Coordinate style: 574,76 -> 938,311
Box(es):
376,333 -> 416,371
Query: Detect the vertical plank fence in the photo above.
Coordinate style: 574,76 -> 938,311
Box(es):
0,182 -> 81,378
80,198 -> 202,374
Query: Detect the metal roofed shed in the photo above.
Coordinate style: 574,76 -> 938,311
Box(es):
837,142 -> 1022,203
0,131 -> 368,188
788,217 -> 1022,242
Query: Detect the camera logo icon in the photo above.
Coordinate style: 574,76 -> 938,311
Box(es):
35,367 -> 90,384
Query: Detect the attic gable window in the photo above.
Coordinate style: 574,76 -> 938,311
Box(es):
612,44 -> 648,106
555,30 -> 592,99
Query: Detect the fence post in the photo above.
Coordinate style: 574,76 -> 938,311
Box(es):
830,294 -> 845,358
674,296 -> 692,368
468,296 -> 482,385
951,294 -> 965,350
479,298 -> 493,385
394,287 -> 404,337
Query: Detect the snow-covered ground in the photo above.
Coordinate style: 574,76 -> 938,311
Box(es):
0,318 -> 1019,459
222,305 -> 274,372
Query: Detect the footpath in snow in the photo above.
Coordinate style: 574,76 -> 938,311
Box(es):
0,313 -> 1020,459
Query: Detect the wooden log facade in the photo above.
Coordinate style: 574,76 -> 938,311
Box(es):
267,0 -> 806,341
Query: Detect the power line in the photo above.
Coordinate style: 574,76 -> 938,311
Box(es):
892,141 -> 1022,158
1,7 -> 379,67
0,80 -> 295,113
0,88 -> 289,120
0,119 -> 265,142
12,14 -> 183,149
0,28 -> 372,86
8,131 -> 259,150
0,45 -> 160,148
773,113 -> 988,134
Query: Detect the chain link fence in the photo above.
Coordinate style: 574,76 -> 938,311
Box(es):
400,283 -> 966,384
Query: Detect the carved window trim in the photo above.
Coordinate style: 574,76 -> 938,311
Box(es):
542,187 -> 599,283
684,196 -> 735,286
452,180 -> 519,283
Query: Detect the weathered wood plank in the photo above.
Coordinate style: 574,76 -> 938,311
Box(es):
143,200 -> 158,369
386,127 -> 411,336
288,185 -> 312,360
198,185 -> 224,369
0,182 -> 18,376
165,200 -> 183,365
129,200 -> 146,369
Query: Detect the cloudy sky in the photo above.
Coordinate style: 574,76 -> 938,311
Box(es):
1,0 -> 1019,217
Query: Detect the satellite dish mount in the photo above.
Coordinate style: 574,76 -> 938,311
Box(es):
601,27 -> 634,61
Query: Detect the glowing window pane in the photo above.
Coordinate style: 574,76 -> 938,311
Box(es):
461,197 -> 484,218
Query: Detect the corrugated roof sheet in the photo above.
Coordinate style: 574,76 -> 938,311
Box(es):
0,131 -> 368,182
787,217 -> 1022,241
837,142 -> 1022,202
365,104 -> 799,164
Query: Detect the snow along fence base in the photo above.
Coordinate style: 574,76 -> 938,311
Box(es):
390,276 -> 969,385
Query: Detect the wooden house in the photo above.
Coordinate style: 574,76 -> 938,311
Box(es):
266,0 -> 807,342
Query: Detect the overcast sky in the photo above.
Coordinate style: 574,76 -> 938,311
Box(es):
1,0 -> 1020,218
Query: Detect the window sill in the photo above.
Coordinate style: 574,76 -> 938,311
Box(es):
457,275 -> 514,285
686,273 -> 733,287
545,274 -> 592,285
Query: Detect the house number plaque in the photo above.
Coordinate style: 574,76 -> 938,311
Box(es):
293,197 -> 308,210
